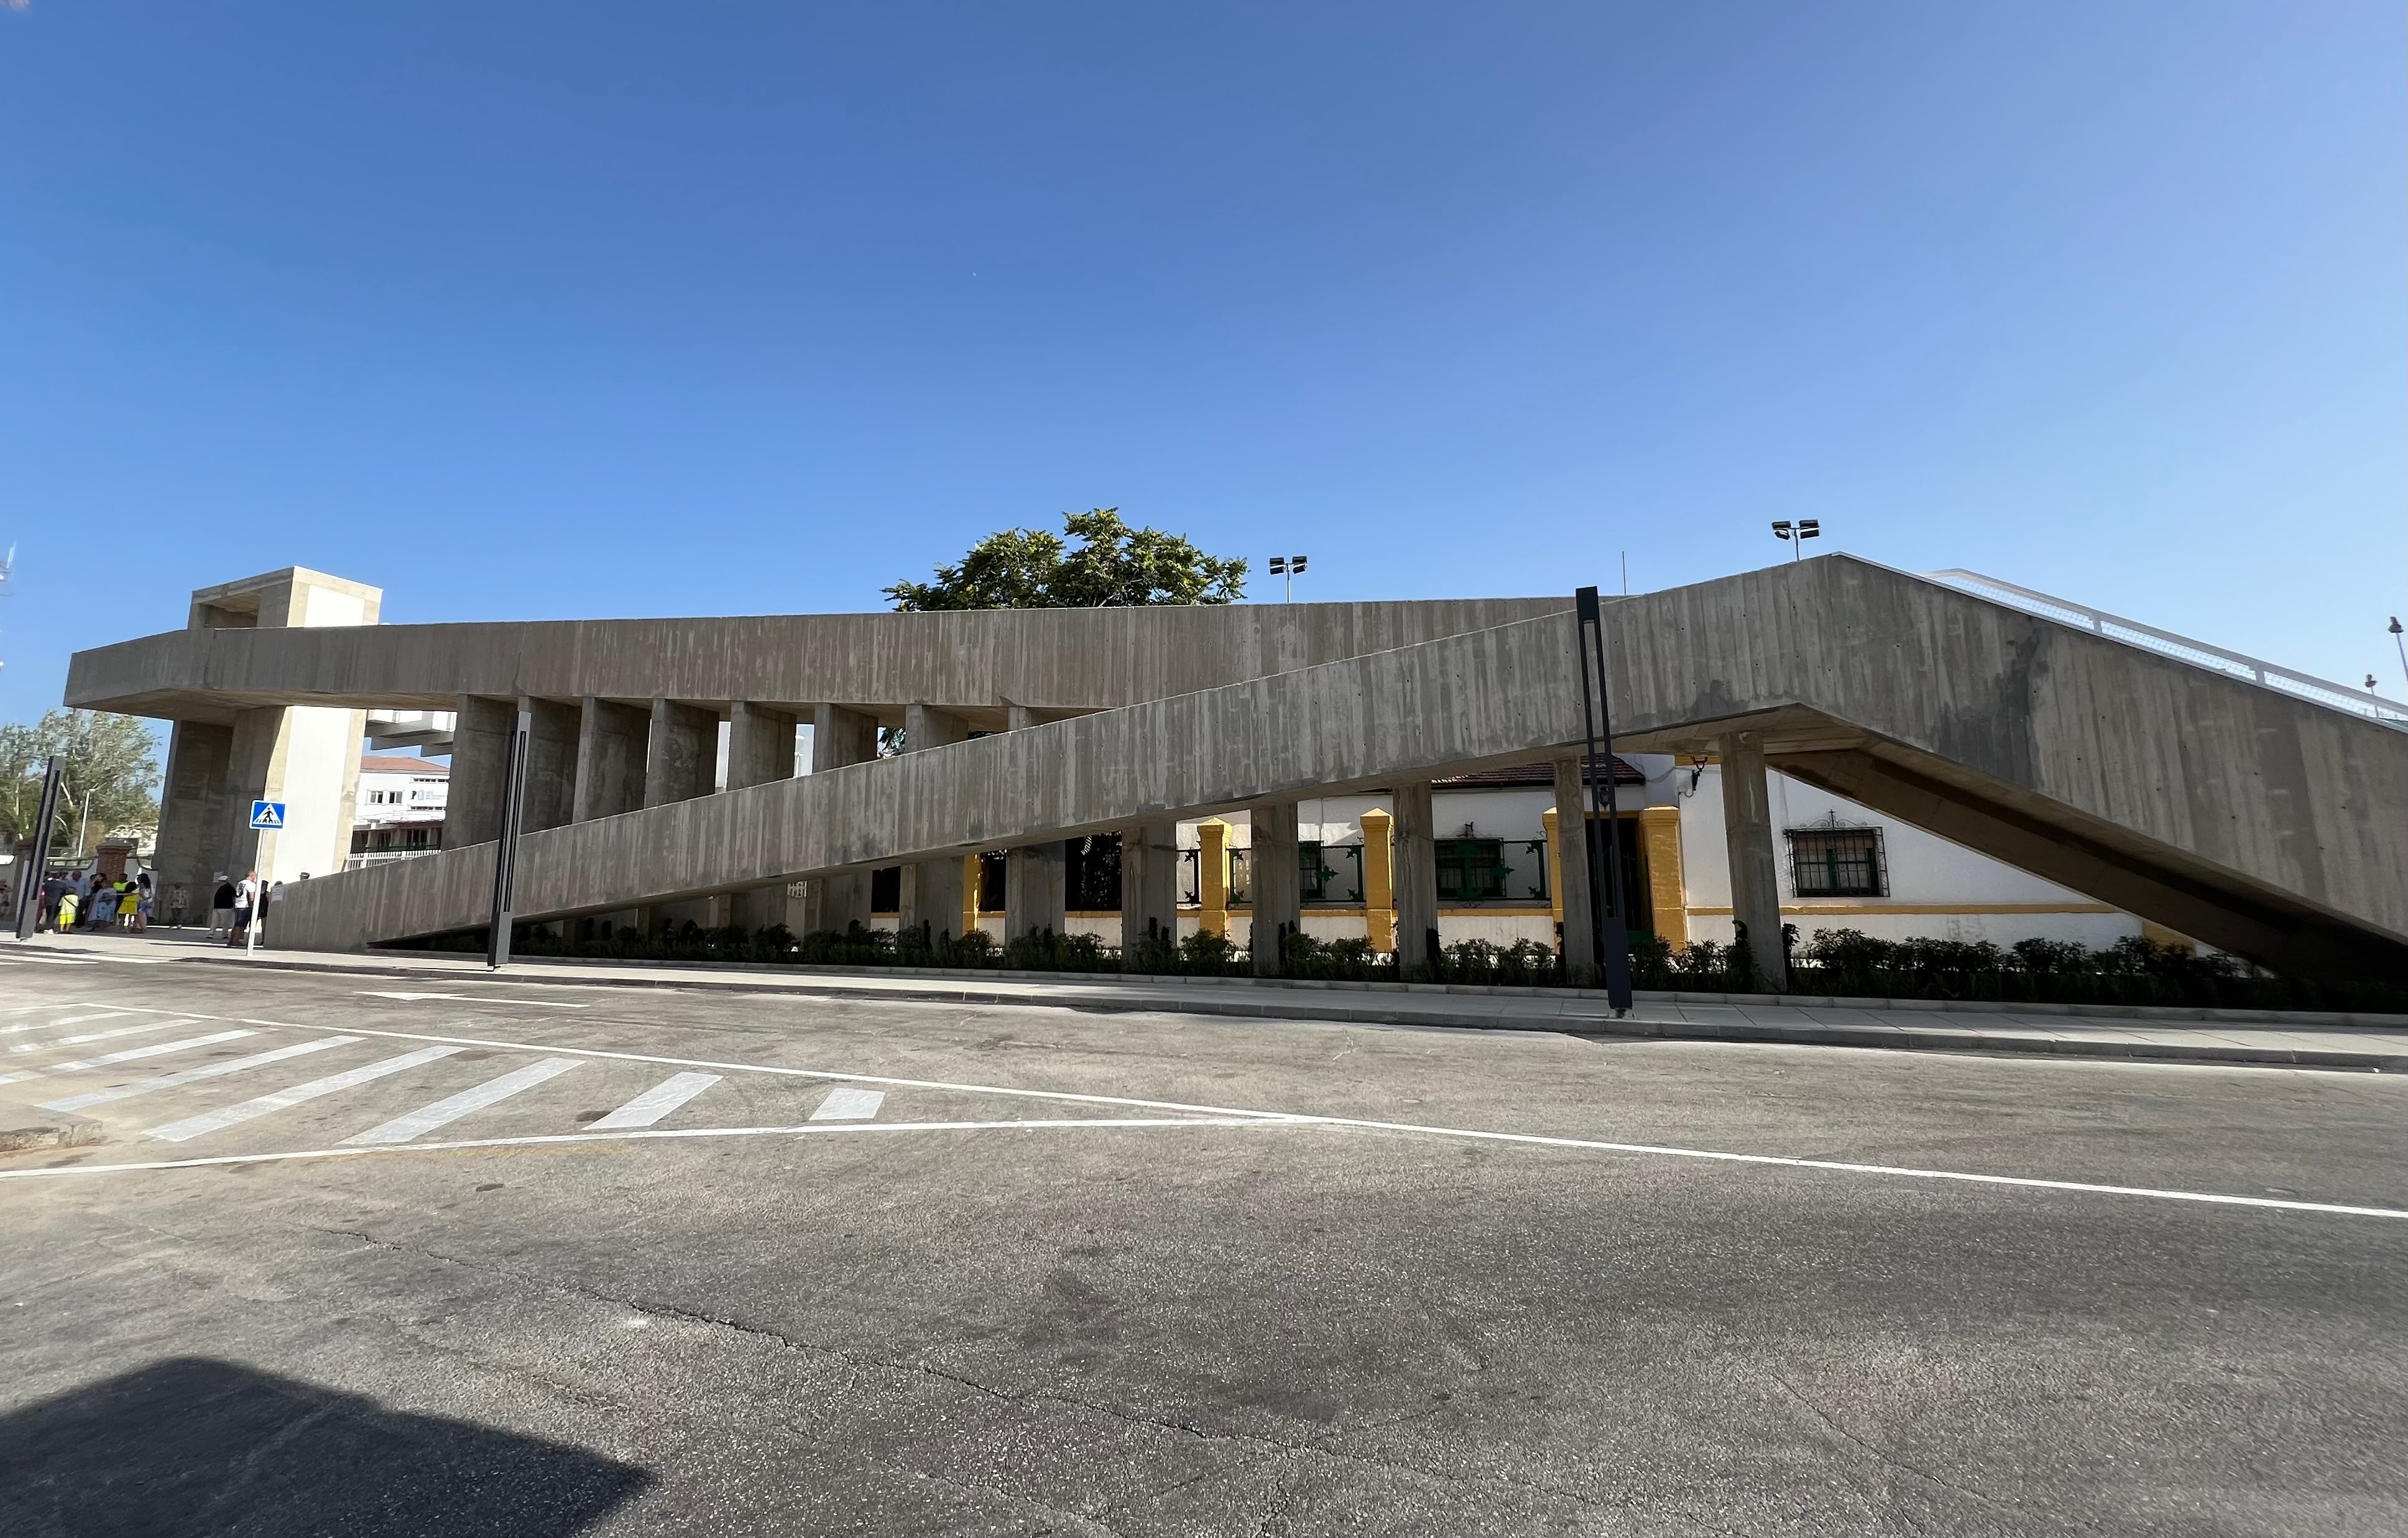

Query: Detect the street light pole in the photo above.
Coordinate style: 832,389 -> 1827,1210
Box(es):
486,708 -> 533,969
1770,520 -> 1821,562
12,755 -> 63,941
1268,555 -> 1309,602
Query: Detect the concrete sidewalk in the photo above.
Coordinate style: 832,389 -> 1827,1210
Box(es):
10,931 -> 2406,1072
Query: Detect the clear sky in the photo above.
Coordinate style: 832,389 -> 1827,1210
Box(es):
2,2 -> 2402,733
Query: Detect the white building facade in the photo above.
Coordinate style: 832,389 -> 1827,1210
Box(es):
347,753 -> 449,869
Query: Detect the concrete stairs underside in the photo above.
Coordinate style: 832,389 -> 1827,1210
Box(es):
269,558 -> 2408,975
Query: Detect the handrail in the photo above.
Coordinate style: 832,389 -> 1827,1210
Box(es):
1925,568 -> 2408,732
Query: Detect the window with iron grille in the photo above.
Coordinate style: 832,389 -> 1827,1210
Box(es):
1786,827 -> 1886,897
1434,838 -> 1509,903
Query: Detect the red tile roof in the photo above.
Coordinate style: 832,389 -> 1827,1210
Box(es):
360,753 -> 450,775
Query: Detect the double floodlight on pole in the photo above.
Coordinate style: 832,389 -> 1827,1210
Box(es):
1267,555 -> 1308,602
2391,617 -> 2407,693
1771,520 -> 1820,561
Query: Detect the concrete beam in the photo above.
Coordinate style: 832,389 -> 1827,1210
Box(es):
644,699 -> 717,808
1249,801 -> 1300,976
572,698 -> 648,822
1718,730 -> 1790,987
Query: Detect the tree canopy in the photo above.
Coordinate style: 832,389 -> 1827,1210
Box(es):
885,508 -> 1248,612
0,710 -> 162,852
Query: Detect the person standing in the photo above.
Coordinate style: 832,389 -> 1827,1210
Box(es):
229,870 -> 257,947
133,872 -> 153,934
39,872 -> 67,932
210,874 -> 236,939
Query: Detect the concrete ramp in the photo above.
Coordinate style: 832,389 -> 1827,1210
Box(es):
270,557 -> 2408,976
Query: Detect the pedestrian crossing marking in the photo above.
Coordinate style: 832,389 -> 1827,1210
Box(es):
3,1011 -> 139,1034
810,1087 -> 886,1121
40,1036 -> 363,1114
9,1019 -> 195,1053
144,1045 -> 464,1143
341,1057 -> 584,1146
588,1072 -> 722,1131
0,1030 -> 255,1087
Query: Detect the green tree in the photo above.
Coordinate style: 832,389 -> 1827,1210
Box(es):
0,710 -> 162,852
885,508 -> 1247,612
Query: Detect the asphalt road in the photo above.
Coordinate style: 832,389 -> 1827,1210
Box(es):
2,954 -> 2404,1537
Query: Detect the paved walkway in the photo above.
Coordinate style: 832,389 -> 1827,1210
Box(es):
9,930 -> 2406,1071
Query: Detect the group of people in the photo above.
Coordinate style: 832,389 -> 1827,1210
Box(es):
204,871 -> 275,946
34,868 -> 154,934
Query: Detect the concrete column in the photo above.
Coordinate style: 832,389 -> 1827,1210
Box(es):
999,703 -> 1068,944
1640,805 -> 1687,947
572,698 -> 648,822
1248,801 -> 1300,977
1718,731 -> 1790,988
899,705 -> 967,936
1119,818 -> 1179,967
801,704 -> 879,933
446,696 -> 516,847
219,707 -> 280,878
1196,818 -> 1231,938
726,702 -> 798,790
1391,780 -> 1439,972
152,721 -> 236,904
644,699 -> 717,808
1360,806 -> 1395,953
1552,758 -> 1597,981
519,697 -> 580,832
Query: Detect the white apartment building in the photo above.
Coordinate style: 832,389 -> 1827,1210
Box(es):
348,752 -> 449,868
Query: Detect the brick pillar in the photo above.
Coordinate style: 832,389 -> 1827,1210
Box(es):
1360,806 -> 1395,954
1639,804 -> 1687,948
1196,818 -> 1230,938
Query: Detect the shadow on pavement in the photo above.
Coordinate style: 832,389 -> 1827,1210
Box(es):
0,1357 -> 653,1537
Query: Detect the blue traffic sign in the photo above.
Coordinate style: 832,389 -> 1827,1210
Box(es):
249,800 -> 287,831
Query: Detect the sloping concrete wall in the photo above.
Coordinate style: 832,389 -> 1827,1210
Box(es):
272,610 -> 1591,950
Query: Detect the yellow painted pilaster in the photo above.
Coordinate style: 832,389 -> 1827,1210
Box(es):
1360,806 -> 1396,953
1638,805 -> 1687,949
1197,819 -> 1230,937
1542,807 -> 1564,930
962,854 -> 982,939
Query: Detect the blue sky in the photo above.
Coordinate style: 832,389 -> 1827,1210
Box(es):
2,2 -> 2402,734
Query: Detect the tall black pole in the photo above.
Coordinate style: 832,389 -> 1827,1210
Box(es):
1574,589 -> 1633,1012
14,755 -> 64,941
486,710 -> 532,969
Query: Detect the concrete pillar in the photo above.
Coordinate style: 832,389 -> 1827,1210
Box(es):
1120,818 -> 1179,967
726,702 -> 798,790
1640,805 -> 1687,948
1391,780 -> 1438,972
644,699 -> 717,808
519,697 -> 579,832
1718,731 -> 1789,988
801,705 -> 879,933
572,698 -> 648,822
1196,818 -> 1231,938
446,696 -> 516,847
1248,801 -> 1300,977
1360,806 -> 1395,954
1000,703 -> 1068,944
899,704 -> 967,936
152,721 -> 235,903
1552,758 -> 1597,981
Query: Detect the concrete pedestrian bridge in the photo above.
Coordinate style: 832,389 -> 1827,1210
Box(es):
64,556 -> 2408,981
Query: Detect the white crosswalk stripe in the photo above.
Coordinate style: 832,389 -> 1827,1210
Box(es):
8,1018 -> 196,1053
39,1036 -> 364,1113
342,1057 -> 584,1146
587,1071 -> 722,1130
0,1030 -> 256,1087
144,1045 -> 464,1143
2,1010 -> 138,1034
810,1087 -> 886,1121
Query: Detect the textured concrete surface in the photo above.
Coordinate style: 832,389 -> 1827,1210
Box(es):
2,959 -> 2403,1536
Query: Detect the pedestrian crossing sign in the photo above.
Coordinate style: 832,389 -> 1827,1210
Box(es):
249,800 -> 286,830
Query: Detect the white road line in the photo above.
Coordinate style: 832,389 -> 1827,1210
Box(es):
357,991 -> 588,1008
9,1019 -> 196,1052
57,1006 -> 2408,1223
4,1011 -> 138,1034
40,1037 -> 365,1113
0,1030 -> 256,1085
810,1087 -> 885,1121
143,1046 -> 464,1143
0,1118 -> 1275,1177
341,1057 -> 584,1146
588,1072 -> 722,1130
